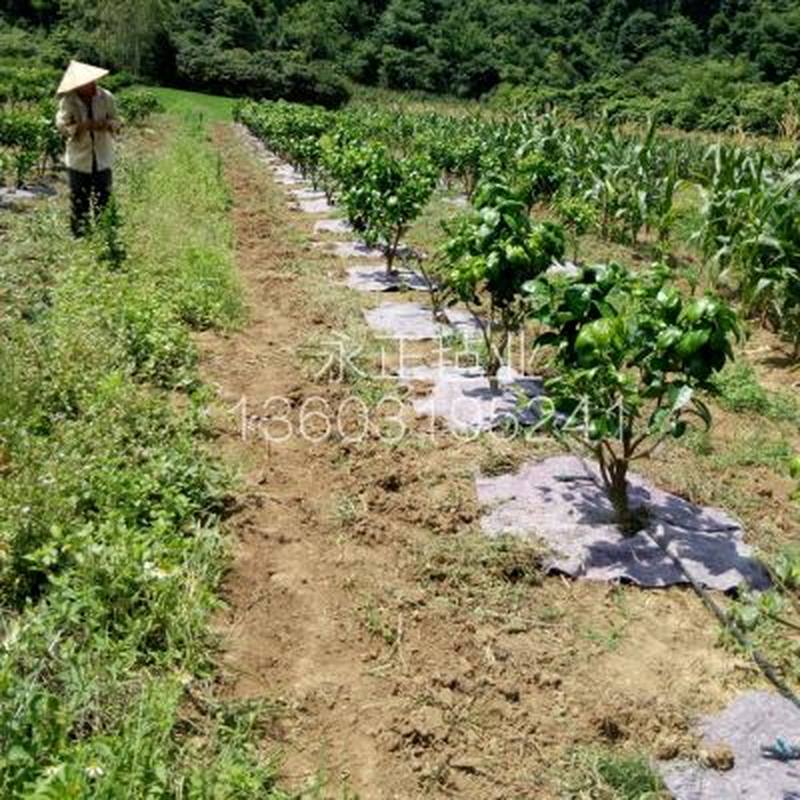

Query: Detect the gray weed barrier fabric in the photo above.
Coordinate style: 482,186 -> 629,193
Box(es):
398,365 -> 542,433
477,455 -> 769,590
295,196 -> 334,215
273,163 -> 303,180
314,218 -> 352,235
291,188 -> 325,201
662,691 -> 800,799
315,240 -> 386,259
275,174 -> 306,187
363,302 -> 481,341
345,266 -> 431,292
546,260 -> 581,279
0,185 -> 56,207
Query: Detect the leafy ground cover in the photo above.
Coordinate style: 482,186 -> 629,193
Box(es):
0,115 -> 288,798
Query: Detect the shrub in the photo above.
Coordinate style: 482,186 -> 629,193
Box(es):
440,177 -> 565,387
336,140 -> 436,271
527,262 -> 741,533
117,88 -> 164,126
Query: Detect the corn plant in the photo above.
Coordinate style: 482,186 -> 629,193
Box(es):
554,194 -> 596,263
698,144 -> 800,355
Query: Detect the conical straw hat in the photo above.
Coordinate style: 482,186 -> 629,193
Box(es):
56,60 -> 109,95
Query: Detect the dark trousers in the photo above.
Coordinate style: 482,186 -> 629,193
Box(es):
68,168 -> 112,237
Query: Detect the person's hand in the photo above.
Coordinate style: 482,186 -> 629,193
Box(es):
95,120 -> 121,134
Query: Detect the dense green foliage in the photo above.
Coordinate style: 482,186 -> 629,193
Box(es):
440,177 -> 565,383
239,97 -> 800,355
0,120 -> 290,798
116,88 -> 164,126
0,64 -> 161,188
528,263 -> 740,529
3,0 -> 800,127
0,99 -> 60,187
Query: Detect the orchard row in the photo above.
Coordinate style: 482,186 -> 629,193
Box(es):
237,98 -> 750,533
237,99 -> 800,357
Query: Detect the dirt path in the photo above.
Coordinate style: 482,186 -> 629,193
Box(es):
199,124 -> 743,799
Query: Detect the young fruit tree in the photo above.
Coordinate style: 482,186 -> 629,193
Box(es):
338,141 -> 436,273
439,177 -> 565,390
526,262 -> 741,533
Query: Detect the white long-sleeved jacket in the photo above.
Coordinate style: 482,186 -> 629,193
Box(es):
56,87 -> 119,173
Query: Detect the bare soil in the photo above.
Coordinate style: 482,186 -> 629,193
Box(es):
200,124 -> 794,799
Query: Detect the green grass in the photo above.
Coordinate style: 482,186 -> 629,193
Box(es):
560,748 -> 668,799
0,118 -> 285,797
143,86 -> 237,124
711,360 -> 800,423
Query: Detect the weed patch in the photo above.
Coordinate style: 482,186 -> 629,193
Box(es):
0,125 -> 283,796
560,747 -> 668,799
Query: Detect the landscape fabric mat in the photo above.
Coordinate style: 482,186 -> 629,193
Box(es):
295,197 -> 334,214
398,365 -> 542,433
316,240 -> 386,259
346,266 -> 431,292
0,185 -> 56,205
363,302 -> 481,341
476,455 -> 769,590
290,188 -> 325,201
314,218 -> 352,235
661,691 -> 800,799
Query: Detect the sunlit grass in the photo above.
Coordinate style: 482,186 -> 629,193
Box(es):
142,85 -> 236,124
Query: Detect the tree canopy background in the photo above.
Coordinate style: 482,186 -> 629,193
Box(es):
1,0 -> 799,125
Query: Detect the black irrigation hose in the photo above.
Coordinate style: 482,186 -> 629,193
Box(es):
643,526 -> 800,714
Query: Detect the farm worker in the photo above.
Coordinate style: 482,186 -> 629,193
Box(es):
55,60 -> 121,237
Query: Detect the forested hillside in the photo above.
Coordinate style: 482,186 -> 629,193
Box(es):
2,1 -> 800,128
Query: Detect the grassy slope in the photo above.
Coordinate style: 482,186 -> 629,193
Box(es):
145,87 -> 237,124
0,114 -> 284,797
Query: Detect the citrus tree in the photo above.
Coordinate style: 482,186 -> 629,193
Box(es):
440,177 -> 565,389
527,262 -> 741,533
338,141 -> 436,273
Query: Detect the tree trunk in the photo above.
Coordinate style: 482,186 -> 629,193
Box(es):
487,359 -> 500,392
386,228 -> 402,274
607,459 -> 637,535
